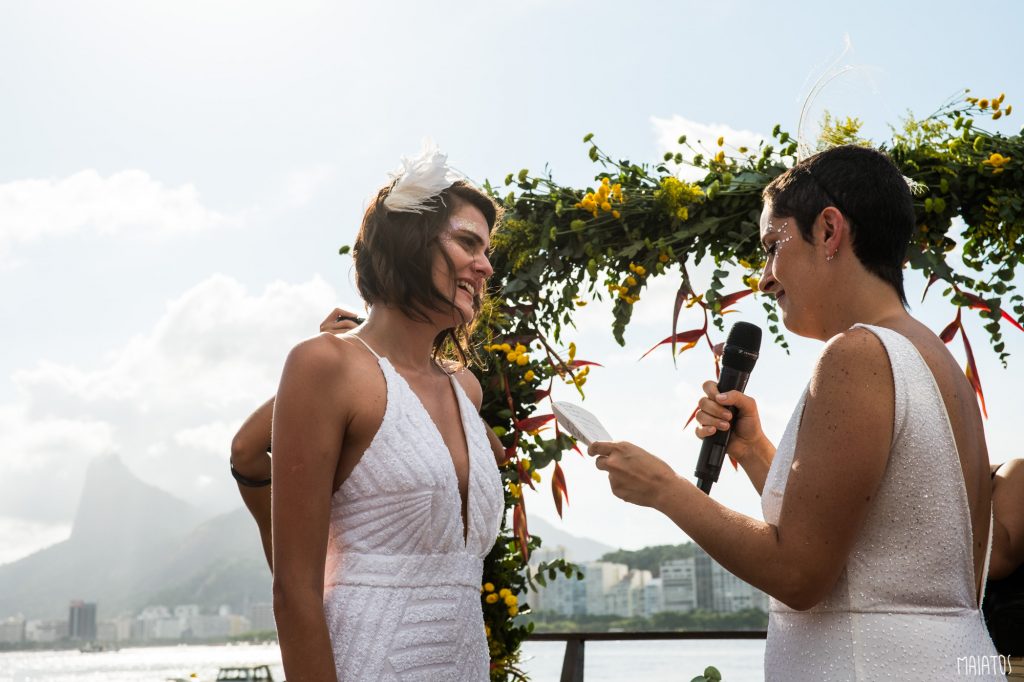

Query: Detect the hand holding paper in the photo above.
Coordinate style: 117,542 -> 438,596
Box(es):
552,401 -> 612,447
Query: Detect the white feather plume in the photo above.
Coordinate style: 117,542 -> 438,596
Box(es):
383,140 -> 463,213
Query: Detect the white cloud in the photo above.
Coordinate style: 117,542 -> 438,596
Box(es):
1,274 -> 352,547
0,169 -> 227,259
650,115 -> 767,181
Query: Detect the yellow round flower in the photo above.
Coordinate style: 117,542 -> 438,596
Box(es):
516,355 -> 529,366
506,351 -> 518,362
504,594 -> 518,607
716,136 -> 724,147
635,265 -> 646,276
499,588 -> 511,598
486,593 -> 499,604
484,582 -> 495,592
523,370 -> 535,382
601,201 -> 612,212
500,343 -> 512,353
508,606 -> 519,617
625,276 -> 637,287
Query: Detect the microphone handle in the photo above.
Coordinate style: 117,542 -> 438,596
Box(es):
694,366 -> 752,494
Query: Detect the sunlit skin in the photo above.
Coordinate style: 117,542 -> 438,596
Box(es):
270,201 -> 502,680
588,201 -> 993,612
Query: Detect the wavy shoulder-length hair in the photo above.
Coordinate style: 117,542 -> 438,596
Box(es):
352,180 -> 502,367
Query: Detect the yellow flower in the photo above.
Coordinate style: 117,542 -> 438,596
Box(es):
531,471 -> 541,483
499,588 -> 511,598
500,343 -> 511,352
714,150 -> 726,163
738,146 -> 749,153
1007,105 -> 1014,116
568,342 -> 577,361
515,343 -> 527,353
504,594 -> 518,606
979,99 -> 990,109
716,136 -> 724,147
508,482 -> 520,497
625,276 -> 637,287
506,352 -> 518,362
486,593 -> 499,604
484,582 -> 495,592
523,370 -> 535,382
521,459 -> 531,470
601,201 -> 612,212
993,111 -> 1003,120
601,177 -> 611,186
574,299 -> 588,307
612,210 -> 621,219
659,253 -> 670,263
611,183 -> 623,201
516,355 -> 528,366
508,606 -> 519,617
635,265 -> 646,276
983,152 -> 1011,174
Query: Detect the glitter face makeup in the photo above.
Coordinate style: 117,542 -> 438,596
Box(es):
765,218 -> 793,258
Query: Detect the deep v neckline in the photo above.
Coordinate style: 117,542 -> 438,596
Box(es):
382,357 -> 473,547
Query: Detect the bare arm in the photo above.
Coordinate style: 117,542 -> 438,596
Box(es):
990,458 -> 1024,580
594,329 -> 893,610
231,397 -> 275,568
232,310 -> 362,572
272,337 -> 349,681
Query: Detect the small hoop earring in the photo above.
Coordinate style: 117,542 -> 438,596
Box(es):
826,250 -> 838,262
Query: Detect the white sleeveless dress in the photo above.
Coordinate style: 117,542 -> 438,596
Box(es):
322,339 -> 504,681
762,324 -> 1005,681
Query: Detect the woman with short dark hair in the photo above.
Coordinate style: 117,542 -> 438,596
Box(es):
590,145 -> 1005,680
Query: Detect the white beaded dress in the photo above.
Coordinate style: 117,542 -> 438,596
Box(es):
762,324 -> 1005,681
322,338 -> 504,681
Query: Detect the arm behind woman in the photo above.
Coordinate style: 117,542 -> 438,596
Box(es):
991,458 -> 1024,580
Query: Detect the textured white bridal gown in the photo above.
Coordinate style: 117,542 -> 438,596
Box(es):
322,339 -> 503,681
762,324 -> 1005,681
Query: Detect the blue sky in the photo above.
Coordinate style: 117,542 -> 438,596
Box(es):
2,0 -> 1023,563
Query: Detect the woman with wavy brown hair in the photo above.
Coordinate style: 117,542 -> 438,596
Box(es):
271,146 -> 505,681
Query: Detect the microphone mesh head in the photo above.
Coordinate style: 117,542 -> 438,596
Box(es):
726,321 -> 762,353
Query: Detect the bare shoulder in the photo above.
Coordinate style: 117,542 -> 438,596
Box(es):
810,327 -> 891,391
451,365 -> 484,411
281,332 -> 380,391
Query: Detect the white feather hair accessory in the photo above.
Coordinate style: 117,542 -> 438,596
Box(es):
383,140 -> 464,213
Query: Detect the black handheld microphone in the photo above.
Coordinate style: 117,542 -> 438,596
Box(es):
694,321 -> 762,494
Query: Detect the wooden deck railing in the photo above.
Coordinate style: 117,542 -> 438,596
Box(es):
527,630 -> 767,682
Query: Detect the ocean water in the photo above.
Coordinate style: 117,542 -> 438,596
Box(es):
0,640 -> 766,681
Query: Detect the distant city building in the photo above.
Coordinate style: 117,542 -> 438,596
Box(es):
661,558 -> 698,612
583,562 -> 629,616
604,569 -> 653,617
68,600 -> 97,641
0,615 -> 26,644
642,578 -> 663,616
247,603 -> 277,632
25,619 -> 68,643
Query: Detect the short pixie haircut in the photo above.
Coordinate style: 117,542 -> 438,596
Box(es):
762,145 -> 915,306
353,180 -> 502,365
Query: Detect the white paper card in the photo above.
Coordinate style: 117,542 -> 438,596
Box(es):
551,401 -> 612,447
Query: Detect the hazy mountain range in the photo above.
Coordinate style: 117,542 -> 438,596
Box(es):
0,456 -> 615,621
0,455 -> 271,620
